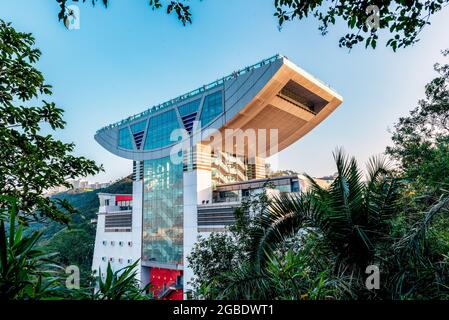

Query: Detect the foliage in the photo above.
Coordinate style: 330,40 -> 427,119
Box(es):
0,196 -> 63,300
46,228 -> 94,287
252,151 -> 400,275
0,19 -> 102,224
274,0 -> 449,51
71,260 -> 152,300
56,0 -> 194,27
54,1 -> 449,52
190,150 -> 449,300
386,49 -> 449,194
186,232 -> 244,299
187,182 -> 276,299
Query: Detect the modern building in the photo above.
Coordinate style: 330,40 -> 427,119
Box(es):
93,54 -> 343,298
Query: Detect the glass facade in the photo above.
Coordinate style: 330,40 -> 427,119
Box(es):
130,120 -> 147,134
142,156 -> 183,266
200,91 -> 223,126
118,127 -> 133,149
144,109 -> 181,150
178,99 -> 200,117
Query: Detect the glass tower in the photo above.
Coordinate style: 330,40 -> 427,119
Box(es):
142,156 -> 183,266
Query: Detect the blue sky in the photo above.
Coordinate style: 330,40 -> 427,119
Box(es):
1,0 -> 449,182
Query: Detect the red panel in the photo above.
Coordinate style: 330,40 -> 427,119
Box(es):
150,267 -> 183,300
115,195 -> 132,201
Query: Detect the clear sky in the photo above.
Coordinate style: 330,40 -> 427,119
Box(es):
1,0 -> 449,182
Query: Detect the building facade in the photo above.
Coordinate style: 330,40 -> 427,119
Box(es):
91,193 -> 142,281
93,54 -> 343,298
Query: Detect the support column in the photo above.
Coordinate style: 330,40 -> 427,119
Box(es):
182,144 -> 212,298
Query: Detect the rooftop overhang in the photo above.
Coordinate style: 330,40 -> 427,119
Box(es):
202,58 -> 343,158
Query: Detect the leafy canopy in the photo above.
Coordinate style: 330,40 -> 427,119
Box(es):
274,0 -> 449,50
55,1 -> 449,51
56,0 -> 194,27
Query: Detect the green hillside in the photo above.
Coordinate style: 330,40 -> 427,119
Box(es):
37,176 -> 133,285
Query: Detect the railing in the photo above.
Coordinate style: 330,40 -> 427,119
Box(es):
158,282 -> 182,299
96,54 -> 283,134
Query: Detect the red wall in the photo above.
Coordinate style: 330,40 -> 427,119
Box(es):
115,195 -> 132,201
150,267 -> 183,300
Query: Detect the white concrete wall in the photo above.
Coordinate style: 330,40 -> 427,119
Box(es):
182,169 -> 212,297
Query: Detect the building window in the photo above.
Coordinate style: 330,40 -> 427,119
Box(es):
116,200 -> 132,208
105,199 -> 110,206
110,241 -> 115,246
118,127 -> 133,149
128,241 -> 133,247
127,259 -> 133,264
101,257 -> 106,262
178,99 -> 200,117
144,109 -> 181,150
102,240 -> 107,246
130,120 -> 147,134
291,180 -> 300,192
119,241 -> 124,247
200,91 -> 223,126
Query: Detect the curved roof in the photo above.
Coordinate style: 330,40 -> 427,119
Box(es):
94,55 -> 343,161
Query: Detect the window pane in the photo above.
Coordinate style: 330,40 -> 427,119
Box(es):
178,99 -> 200,117
130,120 -> 147,134
144,109 -> 181,150
199,91 -> 223,126
118,127 -> 133,149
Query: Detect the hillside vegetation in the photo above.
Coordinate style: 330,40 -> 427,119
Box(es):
39,176 -> 133,285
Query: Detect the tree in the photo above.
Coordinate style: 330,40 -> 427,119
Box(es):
386,49 -> 449,194
0,19 -> 102,224
274,0 -> 449,51
186,232 -> 244,299
210,150 -> 449,300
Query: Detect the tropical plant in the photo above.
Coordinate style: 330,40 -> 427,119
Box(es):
210,150 -> 395,299
252,150 -> 400,275
210,149 -> 449,300
75,260 -> 152,300
0,196 -> 63,300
